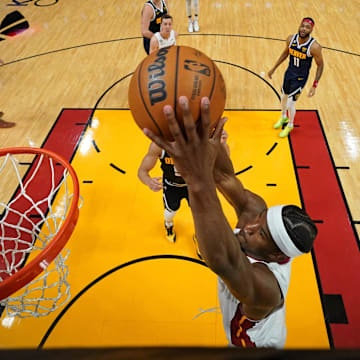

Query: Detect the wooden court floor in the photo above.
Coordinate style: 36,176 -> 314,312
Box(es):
0,0 -> 360,350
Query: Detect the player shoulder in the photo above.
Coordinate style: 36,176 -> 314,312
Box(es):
286,34 -> 293,43
310,40 -> 322,54
311,39 -> 322,49
142,2 -> 154,16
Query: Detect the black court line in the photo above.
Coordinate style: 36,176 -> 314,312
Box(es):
266,184 -> 277,187
315,109 -> 360,252
92,140 -> 100,153
336,167 -> 350,170
88,72 -> 133,128
215,60 -> 280,101
38,255 -> 207,349
2,34 -> 359,67
19,162 -> 32,165
109,163 -> 126,174
75,123 -> 87,125
82,180 -> 93,184
287,111 -> 334,348
297,166 -> 310,169
88,59 -> 282,133
235,165 -> 253,176
0,108 -> 89,319
266,143 -> 278,156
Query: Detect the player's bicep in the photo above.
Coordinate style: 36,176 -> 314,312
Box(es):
139,144 -> 161,172
312,44 -> 324,66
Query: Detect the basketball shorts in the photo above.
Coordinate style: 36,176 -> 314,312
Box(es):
282,72 -> 309,101
163,183 -> 189,212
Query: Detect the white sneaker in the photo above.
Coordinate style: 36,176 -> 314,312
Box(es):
193,19 -> 199,32
188,21 -> 193,33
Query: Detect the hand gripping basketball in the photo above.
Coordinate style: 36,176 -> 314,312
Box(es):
144,96 -> 227,187
128,45 -> 226,140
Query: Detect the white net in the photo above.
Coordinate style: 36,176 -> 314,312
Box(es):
0,152 -> 77,318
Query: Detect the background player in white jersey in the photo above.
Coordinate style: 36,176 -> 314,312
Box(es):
143,96 -> 318,348
185,0 -> 199,33
268,18 -> 324,137
141,0 -> 169,55
149,14 -> 177,54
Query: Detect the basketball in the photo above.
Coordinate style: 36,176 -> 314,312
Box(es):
128,45 -> 226,140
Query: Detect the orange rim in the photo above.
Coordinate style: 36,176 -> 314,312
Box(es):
0,147 -> 80,301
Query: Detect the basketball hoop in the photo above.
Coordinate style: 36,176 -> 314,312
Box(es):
0,147 -> 80,318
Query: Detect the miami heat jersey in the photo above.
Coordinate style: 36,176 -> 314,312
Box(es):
160,150 -> 186,186
154,29 -> 176,49
145,0 -> 168,34
286,33 -> 316,78
218,232 -> 292,348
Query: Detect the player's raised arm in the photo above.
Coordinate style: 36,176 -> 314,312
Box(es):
143,98 -> 283,319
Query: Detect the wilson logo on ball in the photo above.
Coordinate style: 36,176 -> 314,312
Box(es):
147,48 -> 168,106
184,60 -> 211,76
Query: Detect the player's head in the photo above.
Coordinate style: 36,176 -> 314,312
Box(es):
267,205 -> 317,259
299,17 -> 315,38
160,14 -> 173,34
237,205 -> 317,262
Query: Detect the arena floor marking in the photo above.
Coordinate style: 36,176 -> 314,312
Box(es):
0,109 -> 339,349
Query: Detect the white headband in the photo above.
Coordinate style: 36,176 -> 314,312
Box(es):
267,205 -> 304,258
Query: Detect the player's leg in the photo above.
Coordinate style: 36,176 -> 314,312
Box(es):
193,0 -> 199,32
143,37 -> 150,55
279,94 -> 297,138
185,0 -> 193,32
274,75 -> 290,129
163,185 -> 182,243
279,77 -> 306,137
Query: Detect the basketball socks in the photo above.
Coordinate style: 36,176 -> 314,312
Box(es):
286,97 -> 296,127
188,16 -> 194,32
274,94 -> 289,131
186,0 -> 199,32
193,15 -> 199,32
164,209 -> 176,228
164,209 -> 176,243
